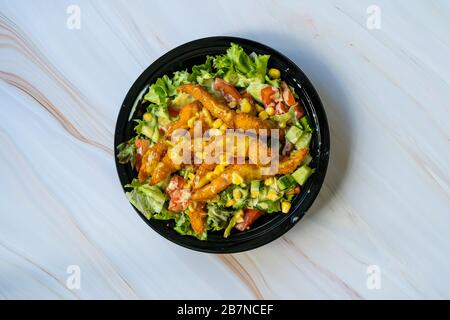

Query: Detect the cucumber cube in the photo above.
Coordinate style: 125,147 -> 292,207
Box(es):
295,132 -> 312,149
277,175 -> 296,190
292,165 -> 314,186
285,125 -> 303,144
300,116 -> 312,132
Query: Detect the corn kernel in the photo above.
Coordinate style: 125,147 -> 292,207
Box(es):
255,104 -> 265,112
143,112 -> 153,122
214,164 -> 226,175
196,176 -> 209,189
268,68 -> 281,79
229,101 -> 237,108
212,118 -> 223,129
235,209 -> 244,223
267,189 -> 278,201
266,106 -> 275,116
281,201 -> 291,213
226,199 -> 236,207
279,122 -> 286,129
233,189 -> 242,201
206,172 -> 215,181
231,172 -> 244,185
251,191 -> 259,198
264,177 -> 274,186
202,108 -> 213,125
187,117 -> 196,128
240,98 -> 252,113
259,111 -> 269,120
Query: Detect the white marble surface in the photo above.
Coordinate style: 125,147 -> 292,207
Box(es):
0,0 -> 449,299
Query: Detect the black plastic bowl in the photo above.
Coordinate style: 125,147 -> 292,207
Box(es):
114,37 -> 329,253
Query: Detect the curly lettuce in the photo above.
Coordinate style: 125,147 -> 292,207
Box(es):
174,213 -> 207,240
116,137 -> 136,168
213,43 -> 270,87
125,179 -> 168,219
207,204 -> 233,231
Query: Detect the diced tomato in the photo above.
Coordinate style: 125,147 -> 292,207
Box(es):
293,104 -> 305,118
168,189 -> 190,212
281,82 -> 296,106
135,139 -> 150,170
214,78 -> 241,102
261,86 -> 278,107
275,102 -> 289,115
166,176 -> 186,195
168,105 -> 180,117
166,176 -> 190,212
235,208 -> 263,231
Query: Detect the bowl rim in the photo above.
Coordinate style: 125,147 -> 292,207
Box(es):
114,36 -> 330,253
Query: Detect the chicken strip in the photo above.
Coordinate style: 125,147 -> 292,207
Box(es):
191,164 -> 262,201
193,163 -> 216,189
166,100 -> 202,136
187,202 -> 207,235
150,151 -> 180,185
177,84 -> 275,133
277,148 -> 309,175
138,141 -> 167,182
191,148 -> 309,201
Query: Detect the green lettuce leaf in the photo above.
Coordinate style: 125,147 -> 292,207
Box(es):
207,204 -> 233,231
144,71 -> 190,107
153,207 -> 177,220
272,106 -> 296,124
227,43 -> 254,74
116,137 -> 136,168
265,75 -> 280,88
143,76 -> 171,105
172,70 -> 190,87
218,185 -> 249,210
223,209 -> 244,238
246,82 -> 269,103
213,43 -> 270,87
148,103 -> 171,127
248,53 -> 270,82
189,56 -> 214,83
125,180 -> 168,219
174,213 -> 207,240
213,54 -> 232,70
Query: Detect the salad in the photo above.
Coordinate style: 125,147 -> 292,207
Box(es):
117,43 -> 314,240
